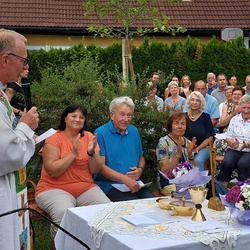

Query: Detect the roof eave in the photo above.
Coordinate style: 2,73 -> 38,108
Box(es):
2,26 -> 250,37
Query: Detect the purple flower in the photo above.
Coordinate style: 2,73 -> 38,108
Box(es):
223,179 -> 250,210
238,181 -> 245,186
225,185 -> 242,203
166,169 -> 174,179
167,161 -> 193,179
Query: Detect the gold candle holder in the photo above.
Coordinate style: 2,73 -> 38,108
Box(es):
189,186 -> 208,222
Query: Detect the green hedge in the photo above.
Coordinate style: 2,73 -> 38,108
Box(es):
30,52 -> 168,184
27,35 -> 249,184
28,36 -> 250,86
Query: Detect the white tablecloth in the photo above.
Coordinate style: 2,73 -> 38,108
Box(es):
55,198 -> 250,250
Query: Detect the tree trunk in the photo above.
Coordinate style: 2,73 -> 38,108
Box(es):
122,37 -> 135,83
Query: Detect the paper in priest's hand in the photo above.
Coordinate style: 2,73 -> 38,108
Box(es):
35,128 -> 56,144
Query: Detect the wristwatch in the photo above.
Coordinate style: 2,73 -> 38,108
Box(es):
87,151 -> 95,157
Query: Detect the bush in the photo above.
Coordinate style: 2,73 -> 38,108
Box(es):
28,36 -> 250,86
30,53 -> 168,183
28,35 -> 250,182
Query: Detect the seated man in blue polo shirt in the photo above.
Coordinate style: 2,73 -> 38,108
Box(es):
94,96 -> 154,201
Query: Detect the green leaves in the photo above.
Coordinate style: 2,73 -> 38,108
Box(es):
82,0 -> 186,38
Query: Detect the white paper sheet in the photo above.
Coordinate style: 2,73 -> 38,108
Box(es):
182,220 -> 230,233
111,181 -> 152,192
143,212 -> 182,224
35,128 -> 56,144
121,210 -> 182,227
121,214 -> 160,227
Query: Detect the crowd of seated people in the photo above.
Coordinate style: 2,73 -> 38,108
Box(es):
34,72 -> 250,245
4,26 -> 249,249
152,72 -> 250,189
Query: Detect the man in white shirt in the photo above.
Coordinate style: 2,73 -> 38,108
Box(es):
0,29 -> 39,250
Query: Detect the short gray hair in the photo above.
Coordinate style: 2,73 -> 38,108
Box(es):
168,81 -> 179,88
239,94 -> 250,106
185,91 -> 206,111
224,86 -> 234,91
109,96 -> 135,112
147,81 -> 156,90
0,29 -> 27,55
207,72 -> 216,78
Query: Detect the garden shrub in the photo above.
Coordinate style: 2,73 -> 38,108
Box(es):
30,53 -> 168,183
28,36 -> 250,86
28,35 -> 250,183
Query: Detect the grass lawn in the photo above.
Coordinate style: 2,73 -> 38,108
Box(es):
31,218 -> 51,250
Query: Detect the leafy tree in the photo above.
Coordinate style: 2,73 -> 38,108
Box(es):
82,0 -> 186,81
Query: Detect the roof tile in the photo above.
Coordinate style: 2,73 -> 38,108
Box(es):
0,0 -> 249,30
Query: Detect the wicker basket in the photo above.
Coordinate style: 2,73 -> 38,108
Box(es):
27,180 -> 48,220
27,180 -> 36,203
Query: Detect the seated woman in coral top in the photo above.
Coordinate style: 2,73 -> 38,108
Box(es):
35,104 -> 110,240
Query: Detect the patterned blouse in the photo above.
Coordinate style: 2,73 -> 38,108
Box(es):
156,135 -> 190,190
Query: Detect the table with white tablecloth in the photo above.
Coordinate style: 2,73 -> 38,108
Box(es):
55,198 -> 250,250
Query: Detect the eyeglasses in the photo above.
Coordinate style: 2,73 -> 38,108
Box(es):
113,111 -> 133,119
7,53 -> 29,66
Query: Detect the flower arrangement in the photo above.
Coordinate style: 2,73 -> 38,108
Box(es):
224,179 -> 250,211
220,179 -> 250,225
166,161 -> 193,179
159,162 -> 211,199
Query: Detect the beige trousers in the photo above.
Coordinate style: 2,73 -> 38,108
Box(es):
35,186 -> 110,239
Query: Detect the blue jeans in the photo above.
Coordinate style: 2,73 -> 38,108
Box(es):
106,187 -> 154,202
219,148 -> 250,182
194,148 -> 210,171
